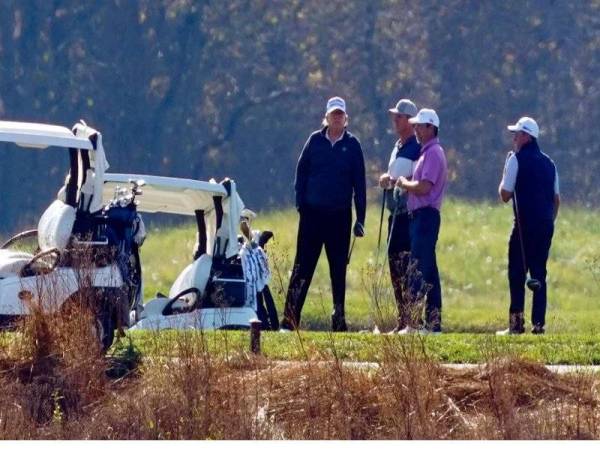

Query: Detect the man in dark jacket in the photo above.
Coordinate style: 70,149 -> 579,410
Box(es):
281,96 -> 367,332
497,116 -> 560,335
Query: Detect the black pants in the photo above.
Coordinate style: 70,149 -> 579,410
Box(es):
409,207 -> 442,331
387,213 -> 411,327
281,207 -> 352,330
508,222 -> 554,327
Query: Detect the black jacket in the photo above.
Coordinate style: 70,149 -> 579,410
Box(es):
295,127 -> 367,225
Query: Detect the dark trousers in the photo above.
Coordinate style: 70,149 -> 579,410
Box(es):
387,213 -> 411,327
408,207 -> 442,330
281,207 -> 352,330
508,222 -> 554,327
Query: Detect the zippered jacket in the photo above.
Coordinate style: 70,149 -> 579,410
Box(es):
295,127 -> 367,225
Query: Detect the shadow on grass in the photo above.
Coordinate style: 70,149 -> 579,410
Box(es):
106,336 -> 143,380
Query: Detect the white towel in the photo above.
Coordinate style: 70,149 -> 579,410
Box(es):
240,245 -> 271,309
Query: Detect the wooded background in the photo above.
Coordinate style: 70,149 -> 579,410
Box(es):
1,0 -> 598,232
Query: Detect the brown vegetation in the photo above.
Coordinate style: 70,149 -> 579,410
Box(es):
0,242 -> 597,440
1,315 -> 598,439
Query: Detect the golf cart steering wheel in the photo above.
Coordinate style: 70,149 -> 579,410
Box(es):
163,287 -> 201,315
0,229 -> 38,250
19,248 -> 61,277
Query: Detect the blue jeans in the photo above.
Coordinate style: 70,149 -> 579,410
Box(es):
409,207 -> 442,331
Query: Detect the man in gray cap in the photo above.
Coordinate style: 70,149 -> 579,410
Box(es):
378,99 -> 421,333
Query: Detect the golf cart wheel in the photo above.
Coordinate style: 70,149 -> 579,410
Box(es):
62,289 -> 116,353
96,308 -> 116,352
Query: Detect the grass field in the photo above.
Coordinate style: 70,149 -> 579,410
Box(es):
124,330 -> 600,365
140,196 -> 600,334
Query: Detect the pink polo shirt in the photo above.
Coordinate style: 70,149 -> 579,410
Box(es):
407,137 -> 448,212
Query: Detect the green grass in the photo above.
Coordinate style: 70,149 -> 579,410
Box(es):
121,330 -> 600,365
140,196 -> 600,334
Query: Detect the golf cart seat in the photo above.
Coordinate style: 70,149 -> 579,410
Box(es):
0,250 -> 34,278
0,199 -> 75,277
162,254 -> 212,314
37,199 -> 76,253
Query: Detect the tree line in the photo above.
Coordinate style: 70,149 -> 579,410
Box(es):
0,0 -> 598,232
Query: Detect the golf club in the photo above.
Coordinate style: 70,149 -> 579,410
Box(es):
513,190 -> 541,292
372,188 -> 402,288
385,187 -> 403,257
347,235 -> 356,265
375,189 -> 386,264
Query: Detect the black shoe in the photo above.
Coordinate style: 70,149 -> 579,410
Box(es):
332,315 -> 348,332
279,318 -> 297,331
531,325 -> 545,335
424,321 -> 442,334
428,325 -> 442,334
496,312 -> 525,335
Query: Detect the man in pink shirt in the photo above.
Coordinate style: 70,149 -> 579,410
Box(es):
397,108 -> 448,333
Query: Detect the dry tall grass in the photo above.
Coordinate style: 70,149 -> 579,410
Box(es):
0,247 -> 598,439
1,320 -> 599,439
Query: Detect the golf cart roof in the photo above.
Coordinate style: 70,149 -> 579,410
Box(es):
0,121 -> 94,150
103,173 -> 228,216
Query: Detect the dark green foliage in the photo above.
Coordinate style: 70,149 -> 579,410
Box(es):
1,1 -> 598,232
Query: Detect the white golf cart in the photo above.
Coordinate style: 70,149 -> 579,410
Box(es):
0,121 -> 145,350
102,173 -> 279,331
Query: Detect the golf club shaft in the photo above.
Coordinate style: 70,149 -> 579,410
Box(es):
376,190 -> 386,251
513,192 -> 529,277
385,204 -> 400,259
374,203 -> 400,287
347,235 -> 356,265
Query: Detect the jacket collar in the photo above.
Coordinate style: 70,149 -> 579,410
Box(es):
519,139 -> 540,153
321,126 -> 348,145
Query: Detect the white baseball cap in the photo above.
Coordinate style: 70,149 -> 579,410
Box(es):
408,108 -> 440,127
326,96 -> 346,114
507,116 -> 539,138
388,99 -> 418,117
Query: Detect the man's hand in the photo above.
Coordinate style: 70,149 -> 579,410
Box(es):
379,173 -> 394,189
353,221 -> 365,237
396,176 -> 409,189
396,176 -> 432,195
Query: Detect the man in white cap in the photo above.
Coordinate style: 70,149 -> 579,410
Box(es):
378,99 -> 421,333
397,108 -> 448,333
281,96 -> 367,332
497,116 -> 560,335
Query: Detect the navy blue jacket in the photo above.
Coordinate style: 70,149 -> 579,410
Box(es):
514,140 -> 557,230
295,127 -> 367,225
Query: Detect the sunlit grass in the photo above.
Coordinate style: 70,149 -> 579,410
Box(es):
139,197 -> 600,334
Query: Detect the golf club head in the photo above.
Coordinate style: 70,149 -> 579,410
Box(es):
526,278 -> 541,292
